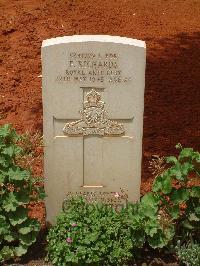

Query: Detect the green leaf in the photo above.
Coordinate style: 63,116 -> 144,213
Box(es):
0,155 -> 10,168
141,192 -> 160,206
4,233 -> 16,242
162,175 -> 172,194
2,192 -> 19,212
148,231 -> 168,248
8,167 -> 30,181
182,220 -> 194,229
188,212 -> 200,222
195,152 -> 200,162
171,166 -> 182,179
0,173 -> 5,184
0,246 -> 14,261
18,219 -> 40,234
9,207 -> 28,226
31,186 -> 46,200
0,124 -> 12,138
19,231 -> 37,246
194,206 -> 200,215
18,226 -> 32,235
2,145 -> 15,157
168,205 -> 180,219
0,215 -> 10,235
14,190 -> 30,205
152,175 -> 163,192
178,148 -> 194,160
166,156 -> 177,164
146,226 -> 158,237
0,214 -> 6,221
190,187 -> 200,198
181,162 -> 194,176
153,171 -> 173,194
14,245 -> 28,257
171,189 -> 190,204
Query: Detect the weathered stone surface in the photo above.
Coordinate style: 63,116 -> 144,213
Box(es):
42,35 -> 146,223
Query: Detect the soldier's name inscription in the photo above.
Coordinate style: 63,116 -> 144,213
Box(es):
56,52 -> 132,83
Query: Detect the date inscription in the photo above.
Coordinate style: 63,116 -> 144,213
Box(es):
56,52 -> 132,83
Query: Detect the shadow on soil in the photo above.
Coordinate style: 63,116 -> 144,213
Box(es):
142,31 -> 200,184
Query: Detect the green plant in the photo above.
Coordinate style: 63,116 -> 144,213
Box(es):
142,145 -> 200,249
47,197 -> 141,266
0,124 -> 45,263
137,192 -> 176,249
47,145 -> 199,265
176,241 -> 200,266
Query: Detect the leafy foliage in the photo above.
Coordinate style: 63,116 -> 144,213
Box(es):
0,124 -> 45,263
137,145 -> 200,250
176,241 -> 200,266
151,144 -> 200,247
47,197 -> 140,266
47,145 -> 200,265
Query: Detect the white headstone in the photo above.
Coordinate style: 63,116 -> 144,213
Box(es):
42,35 -> 146,223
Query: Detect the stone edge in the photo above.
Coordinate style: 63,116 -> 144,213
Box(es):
42,35 -> 146,48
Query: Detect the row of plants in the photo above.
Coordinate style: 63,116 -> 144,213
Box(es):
47,144 -> 200,265
0,124 -> 199,265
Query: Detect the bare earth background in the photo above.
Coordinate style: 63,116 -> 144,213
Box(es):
0,0 -> 200,264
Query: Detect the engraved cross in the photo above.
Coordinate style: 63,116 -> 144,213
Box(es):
62,87 -> 125,188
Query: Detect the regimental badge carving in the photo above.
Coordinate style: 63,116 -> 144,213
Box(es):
63,89 -> 125,136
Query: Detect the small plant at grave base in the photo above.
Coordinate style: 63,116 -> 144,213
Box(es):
0,124 -> 45,263
176,241 -> 200,266
47,145 -> 199,265
47,197 -> 143,266
141,144 -> 200,249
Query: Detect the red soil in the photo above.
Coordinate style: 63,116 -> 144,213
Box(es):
0,0 -> 200,221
